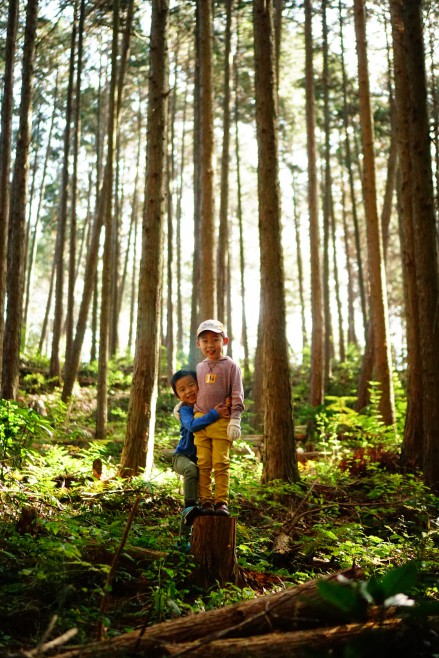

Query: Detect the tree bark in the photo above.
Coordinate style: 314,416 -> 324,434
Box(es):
190,516 -> 240,588
197,0 -> 215,320
387,0 -> 423,463
2,0 -> 38,399
49,0 -> 77,381
52,567 -> 364,658
399,0 -> 439,490
305,0 -> 324,408
119,0 -> 169,477
65,0 -> 85,366
96,0 -> 119,440
253,0 -> 299,484
233,29 -> 250,379
353,0 -> 395,427
0,0 -> 19,387
339,0 -> 367,341
217,0 -> 232,324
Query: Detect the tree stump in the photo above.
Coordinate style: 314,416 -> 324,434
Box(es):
190,515 -> 240,588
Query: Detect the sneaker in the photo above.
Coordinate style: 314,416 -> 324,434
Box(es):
214,502 -> 230,516
181,505 -> 201,526
199,502 -> 215,515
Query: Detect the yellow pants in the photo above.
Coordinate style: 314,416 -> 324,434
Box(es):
193,415 -> 231,505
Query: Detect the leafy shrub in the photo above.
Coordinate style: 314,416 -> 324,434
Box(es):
0,400 -> 52,480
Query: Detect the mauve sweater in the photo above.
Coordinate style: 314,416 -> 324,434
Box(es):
194,355 -> 244,420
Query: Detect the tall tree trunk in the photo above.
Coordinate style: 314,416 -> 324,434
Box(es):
175,61 -> 189,355
189,6 -> 200,370
197,0 -> 215,320
61,3 -> 132,402
233,43 -> 249,379
390,0 -> 423,469
340,174 -> 357,347
23,74 -> 58,352
65,0 -> 85,366
38,255 -> 55,355
166,32 -> 180,384
253,0 -> 299,484
2,0 -> 38,399
96,0 -> 119,440
291,168 -> 308,350
322,0 -> 333,380
120,0 -> 169,477
427,13 -> 439,216
353,0 -> 395,426
330,204 -> 345,362
0,0 -> 19,388
338,0 -> 367,340
398,0 -> 439,490
305,0 -> 324,408
49,0 -> 78,381
217,0 -> 232,324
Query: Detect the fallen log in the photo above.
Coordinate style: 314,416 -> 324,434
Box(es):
53,567 -> 364,658
153,619 -> 405,657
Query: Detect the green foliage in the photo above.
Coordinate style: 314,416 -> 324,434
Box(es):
1,365 -> 439,653
317,562 -> 433,622
0,400 -> 52,480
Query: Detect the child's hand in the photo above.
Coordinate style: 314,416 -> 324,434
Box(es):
215,402 -> 230,419
224,396 -> 231,408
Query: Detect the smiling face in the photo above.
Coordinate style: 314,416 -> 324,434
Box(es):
175,374 -> 199,406
196,330 -> 229,361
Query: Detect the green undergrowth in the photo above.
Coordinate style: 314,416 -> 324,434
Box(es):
0,364 -> 438,654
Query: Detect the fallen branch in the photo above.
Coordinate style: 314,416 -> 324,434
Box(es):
52,567 -> 364,658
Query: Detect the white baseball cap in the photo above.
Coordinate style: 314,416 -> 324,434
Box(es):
196,319 -> 227,338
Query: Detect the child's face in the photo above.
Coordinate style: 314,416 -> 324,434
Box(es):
175,375 -> 198,406
197,330 -> 228,360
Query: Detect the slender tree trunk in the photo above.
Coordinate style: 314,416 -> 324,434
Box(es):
340,174 -> 357,347
23,75 -> 58,352
233,43 -> 249,379
399,0 -> 439,490
38,255 -> 55,354
49,1 -> 78,381
120,0 -> 169,477
217,0 -> 232,324
390,0 -> 423,469
65,0 -> 85,366
322,0 -> 333,380
166,33 -> 180,384
23,113 -> 41,332
197,0 -> 215,320
189,5 -> 201,370
330,204 -> 345,362
339,0 -> 367,340
117,125 -> 142,326
175,61 -> 189,355
2,0 -> 38,399
61,4 -> 131,401
353,0 -> 395,426
253,0 -> 299,484
427,15 -> 439,216
0,0 -> 19,387
305,0 -> 324,408
96,0 -> 119,440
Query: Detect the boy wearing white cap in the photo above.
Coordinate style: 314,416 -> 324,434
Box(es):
194,319 -> 244,516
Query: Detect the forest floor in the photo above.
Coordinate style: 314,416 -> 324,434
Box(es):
1,375 -> 439,656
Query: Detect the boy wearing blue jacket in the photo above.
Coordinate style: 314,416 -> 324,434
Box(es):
171,369 -> 230,528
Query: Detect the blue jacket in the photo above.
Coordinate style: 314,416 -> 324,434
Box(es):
173,404 -> 220,462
